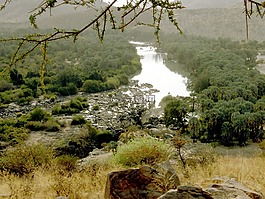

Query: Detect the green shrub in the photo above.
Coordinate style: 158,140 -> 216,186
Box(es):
0,144 -> 54,176
92,104 -> 100,111
82,79 -> 103,93
105,77 -> 120,89
71,115 -> 87,125
58,83 -> 78,96
69,98 -> 83,110
96,130 -> 114,147
55,124 -> 99,158
52,104 -> 62,115
114,137 -> 174,167
117,74 -> 129,85
25,121 -> 60,132
52,97 -> 87,115
27,107 -> 50,122
44,121 -> 60,132
0,125 -> 29,147
54,155 -> 78,172
0,80 -> 13,92
25,121 -> 46,131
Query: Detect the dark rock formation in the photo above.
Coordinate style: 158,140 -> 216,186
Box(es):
158,186 -> 213,199
105,167 -> 264,199
104,161 -> 180,199
205,178 -> 263,199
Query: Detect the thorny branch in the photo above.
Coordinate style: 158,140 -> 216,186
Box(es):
244,0 -> 265,39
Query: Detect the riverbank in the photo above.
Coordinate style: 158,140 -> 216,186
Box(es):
131,42 -> 190,107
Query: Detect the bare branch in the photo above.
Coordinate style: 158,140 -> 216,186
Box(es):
0,0 -> 11,10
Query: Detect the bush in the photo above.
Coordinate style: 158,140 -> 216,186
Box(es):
96,130 -> 114,147
105,77 -> 120,89
25,121 -> 60,132
92,104 -> 100,111
52,97 -> 87,115
54,155 -> 78,172
69,98 -> 83,110
0,144 -> 54,176
58,83 -> 78,96
0,125 -> 29,147
117,74 -> 129,85
71,115 -> 87,125
0,80 -> 13,92
52,104 -> 62,115
82,79 -> 103,93
55,124 -> 99,158
185,144 -> 217,167
114,137 -> 174,167
44,121 -> 60,132
27,107 -> 50,122
25,121 -> 46,131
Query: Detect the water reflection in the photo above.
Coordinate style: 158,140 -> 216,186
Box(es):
132,44 -> 190,106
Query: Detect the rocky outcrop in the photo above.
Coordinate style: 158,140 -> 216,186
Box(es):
158,186 -> 213,199
105,166 -> 263,199
206,177 -> 263,199
104,161 -> 180,199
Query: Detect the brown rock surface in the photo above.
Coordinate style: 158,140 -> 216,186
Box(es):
205,178 -> 263,199
158,186 -> 213,199
104,161 -> 180,199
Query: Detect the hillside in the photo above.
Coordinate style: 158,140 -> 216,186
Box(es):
162,7 -> 265,41
181,0 -> 242,9
1,1 -> 264,41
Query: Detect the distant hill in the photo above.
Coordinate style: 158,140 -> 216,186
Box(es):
0,0 -> 264,41
181,0 -> 242,9
0,0 -> 104,23
0,0 -> 242,23
165,7 -> 265,41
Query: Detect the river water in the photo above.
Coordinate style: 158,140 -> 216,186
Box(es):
131,42 -> 190,106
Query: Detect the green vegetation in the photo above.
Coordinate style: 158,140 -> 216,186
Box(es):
114,137 -> 174,167
52,96 -> 88,115
0,144 -> 54,176
55,123 -> 113,158
161,35 -> 265,146
0,31 -> 141,104
71,115 -> 87,126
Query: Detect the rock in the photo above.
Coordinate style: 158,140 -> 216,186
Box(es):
205,178 -> 263,199
55,196 -> 69,199
89,148 -> 108,156
104,161 -> 180,199
158,186 -> 213,199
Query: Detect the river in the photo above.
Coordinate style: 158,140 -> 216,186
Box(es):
131,42 -> 190,106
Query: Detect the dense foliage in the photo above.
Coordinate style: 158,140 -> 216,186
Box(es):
0,30 -> 141,105
161,35 -> 265,146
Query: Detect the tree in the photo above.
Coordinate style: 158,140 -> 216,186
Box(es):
164,98 -> 189,130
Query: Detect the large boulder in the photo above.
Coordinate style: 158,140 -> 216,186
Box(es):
205,178 -> 263,199
104,161 -> 180,199
158,186 -> 213,199
159,177 -> 263,199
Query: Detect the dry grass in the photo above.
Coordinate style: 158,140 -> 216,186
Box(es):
0,158 -> 123,199
0,154 -> 264,198
176,155 -> 265,194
